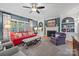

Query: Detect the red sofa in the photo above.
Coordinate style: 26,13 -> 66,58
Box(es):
10,32 -> 37,46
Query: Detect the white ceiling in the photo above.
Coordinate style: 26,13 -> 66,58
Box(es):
0,3 -> 79,20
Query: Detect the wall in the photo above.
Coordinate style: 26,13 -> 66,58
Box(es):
38,20 -> 44,36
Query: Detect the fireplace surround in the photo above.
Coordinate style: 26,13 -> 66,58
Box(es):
47,31 -> 56,37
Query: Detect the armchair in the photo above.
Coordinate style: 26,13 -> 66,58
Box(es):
50,32 -> 66,45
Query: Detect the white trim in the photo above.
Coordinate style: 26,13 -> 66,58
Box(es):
46,27 -> 58,31
11,19 -> 28,23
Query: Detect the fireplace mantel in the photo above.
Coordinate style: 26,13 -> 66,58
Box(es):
46,27 -> 58,31
46,27 -> 58,36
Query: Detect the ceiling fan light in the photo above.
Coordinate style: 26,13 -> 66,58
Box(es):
32,8 -> 37,11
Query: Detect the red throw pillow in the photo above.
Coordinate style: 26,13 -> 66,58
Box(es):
22,32 -> 29,37
28,31 -> 34,36
14,33 -> 22,39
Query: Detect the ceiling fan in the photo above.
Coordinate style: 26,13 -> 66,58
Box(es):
23,3 -> 45,14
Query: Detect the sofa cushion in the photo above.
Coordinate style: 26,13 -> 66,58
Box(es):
10,32 -> 15,36
22,32 -> 28,36
28,31 -> 34,36
55,34 -> 60,38
14,33 -> 20,38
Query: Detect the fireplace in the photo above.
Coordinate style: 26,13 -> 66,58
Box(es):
47,31 -> 56,37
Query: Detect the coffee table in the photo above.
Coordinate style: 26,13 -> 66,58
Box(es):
23,36 -> 41,42
22,36 -> 41,47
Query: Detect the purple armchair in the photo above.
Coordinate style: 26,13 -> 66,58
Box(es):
50,32 -> 66,45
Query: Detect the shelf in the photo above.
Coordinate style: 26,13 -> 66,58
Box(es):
62,22 -> 74,24
62,23 -> 74,32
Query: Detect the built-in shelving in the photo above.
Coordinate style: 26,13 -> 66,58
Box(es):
62,17 -> 75,32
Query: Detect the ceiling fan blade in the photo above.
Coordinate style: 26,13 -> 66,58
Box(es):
23,6 -> 31,8
36,10 -> 40,14
37,6 -> 45,9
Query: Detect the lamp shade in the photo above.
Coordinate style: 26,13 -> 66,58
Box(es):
5,25 -> 11,29
34,27 -> 37,30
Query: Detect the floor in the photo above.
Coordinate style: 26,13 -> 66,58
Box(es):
19,37 -> 73,56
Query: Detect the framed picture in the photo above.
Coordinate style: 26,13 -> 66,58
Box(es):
47,20 -> 56,27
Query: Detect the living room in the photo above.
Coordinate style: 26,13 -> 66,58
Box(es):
0,3 -> 79,56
